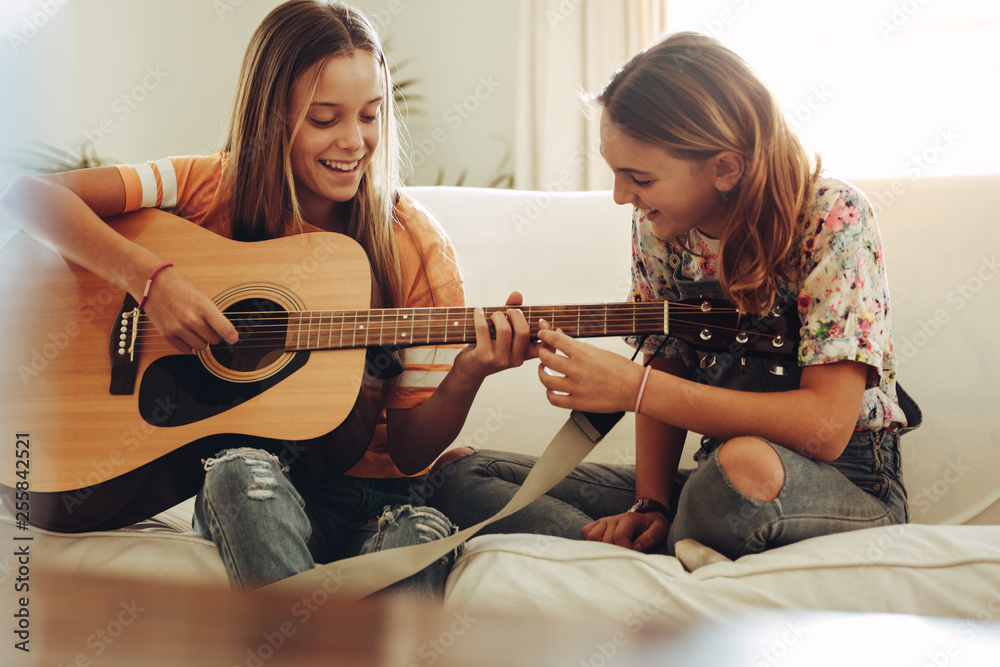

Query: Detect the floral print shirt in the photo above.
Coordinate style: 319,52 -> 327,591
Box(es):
626,175 -> 906,432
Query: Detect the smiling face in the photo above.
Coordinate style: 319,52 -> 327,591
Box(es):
287,51 -> 384,229
600,113 -> 733,240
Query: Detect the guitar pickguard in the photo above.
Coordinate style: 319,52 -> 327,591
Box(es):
137,351 -> 310,428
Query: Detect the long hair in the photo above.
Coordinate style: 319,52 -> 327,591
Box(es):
215,0 -> 402,308
598,31 -> 821,317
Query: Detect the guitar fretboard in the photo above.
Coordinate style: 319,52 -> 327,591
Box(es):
284,302 -> 668,351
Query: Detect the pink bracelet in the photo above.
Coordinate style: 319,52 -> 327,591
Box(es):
634,365 -> 652,414
138,262 -> 174,310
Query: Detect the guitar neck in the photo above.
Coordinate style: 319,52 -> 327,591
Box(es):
285,302 -> 669,351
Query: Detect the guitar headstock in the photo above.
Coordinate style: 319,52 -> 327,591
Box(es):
666,297 -> 799,359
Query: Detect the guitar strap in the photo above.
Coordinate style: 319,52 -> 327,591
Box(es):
260,409 -> 623,601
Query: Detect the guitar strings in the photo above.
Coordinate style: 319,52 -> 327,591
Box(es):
123,304 -> 771,338
121,306 -> 791,353
125,315 -> 753,341
142,302 -> 744,318
125,301 -> 745,331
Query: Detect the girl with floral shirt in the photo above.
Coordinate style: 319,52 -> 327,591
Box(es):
628,176 -> 907,433
430,31 -> 918,561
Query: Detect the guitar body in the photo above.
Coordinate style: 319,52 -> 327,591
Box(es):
0,209 -> 377,532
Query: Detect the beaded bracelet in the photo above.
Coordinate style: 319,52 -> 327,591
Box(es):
137,262 -> 174,310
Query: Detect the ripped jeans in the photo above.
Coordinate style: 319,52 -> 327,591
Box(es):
192,448 -> 460,596
430,429 -> 909,561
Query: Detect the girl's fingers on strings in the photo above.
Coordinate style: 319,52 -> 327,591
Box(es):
489,310 -> 512,367
166,330 -> 203,354
196,317 -> 229,347
491,309 -> 512,342
507,307 -> 528,336
506,308 -> 529,366
209,309 -> 239,345
472,307 -> 492,349
535,318 -> 556,355
536,327 -> 575,356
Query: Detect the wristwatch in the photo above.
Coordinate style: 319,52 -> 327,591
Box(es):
628,498 -> 669,516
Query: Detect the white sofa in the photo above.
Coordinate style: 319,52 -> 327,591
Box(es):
3,175 -> 1000,626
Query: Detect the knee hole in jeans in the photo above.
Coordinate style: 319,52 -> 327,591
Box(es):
717,437 -> 785,502
202,448 -> 285,501
380,505 -> 453,540
375,505 -> 461,561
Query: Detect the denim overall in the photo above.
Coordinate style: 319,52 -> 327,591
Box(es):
658,256 -> 920,558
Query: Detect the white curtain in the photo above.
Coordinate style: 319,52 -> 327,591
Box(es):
515,0 -> 668,191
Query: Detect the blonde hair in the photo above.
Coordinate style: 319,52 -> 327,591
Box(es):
598,31 -> 821,317
216,0 -> 402,308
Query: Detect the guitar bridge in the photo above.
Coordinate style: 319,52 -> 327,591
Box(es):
109,296 -> 142,395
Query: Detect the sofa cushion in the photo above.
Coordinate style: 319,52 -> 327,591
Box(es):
444,525 -> 1000,623
0,499 -> 227,586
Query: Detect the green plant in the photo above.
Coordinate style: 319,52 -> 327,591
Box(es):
391,55 -> 423,114
433,141 -> 514,189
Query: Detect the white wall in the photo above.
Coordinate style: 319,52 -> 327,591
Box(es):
352,0 -> 518,187
0,0 -> 518,191
1,0 -> 269,170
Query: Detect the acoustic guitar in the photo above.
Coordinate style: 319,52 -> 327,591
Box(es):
0,208 -> 798,532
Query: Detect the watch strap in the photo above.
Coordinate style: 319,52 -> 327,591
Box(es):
628,498 -> 670,516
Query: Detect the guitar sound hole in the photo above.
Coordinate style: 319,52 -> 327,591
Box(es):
210,298 -> 288,373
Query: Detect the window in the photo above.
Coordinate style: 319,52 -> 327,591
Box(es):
667,0 -> 1000,178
